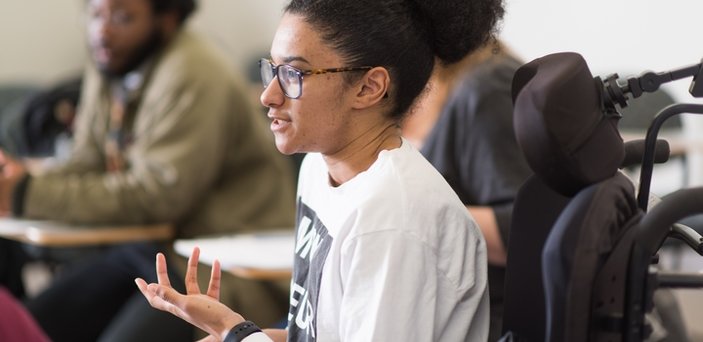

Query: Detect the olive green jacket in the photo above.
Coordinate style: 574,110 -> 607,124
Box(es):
23,30 -> 295,237
20,30 -> 295,327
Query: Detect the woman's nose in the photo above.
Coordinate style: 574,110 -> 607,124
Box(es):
260,76 -> 286,108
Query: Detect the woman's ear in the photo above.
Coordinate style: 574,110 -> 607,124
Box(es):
352,67 -> 390,109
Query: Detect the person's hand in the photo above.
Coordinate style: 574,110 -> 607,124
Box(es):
0,150 -> 27,215
135,247 -> 245,340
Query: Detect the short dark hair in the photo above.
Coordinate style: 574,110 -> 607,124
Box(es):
285,0 -> 504,120
149,0 -> 197,24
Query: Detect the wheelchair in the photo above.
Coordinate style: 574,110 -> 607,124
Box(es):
500,52 -> 703,342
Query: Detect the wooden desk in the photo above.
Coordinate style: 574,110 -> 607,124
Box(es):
175,231 -> 294,281
227,267 -> 292,280
0,218 -> 174,247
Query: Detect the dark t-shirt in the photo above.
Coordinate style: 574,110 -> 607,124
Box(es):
420,52 -> 532,338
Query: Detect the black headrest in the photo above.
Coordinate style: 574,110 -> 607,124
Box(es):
512,52 -> 624,197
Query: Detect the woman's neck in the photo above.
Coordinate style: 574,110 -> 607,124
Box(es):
322,122 -> 402,187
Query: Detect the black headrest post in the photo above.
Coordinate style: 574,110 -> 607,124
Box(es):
600,60 -> 703,113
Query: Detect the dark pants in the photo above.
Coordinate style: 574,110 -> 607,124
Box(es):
26,242 -> 194,342
0,238 -> 28,298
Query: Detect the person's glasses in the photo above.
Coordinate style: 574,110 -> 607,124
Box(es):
258,58 -> 373,99
86,8 -> 136,30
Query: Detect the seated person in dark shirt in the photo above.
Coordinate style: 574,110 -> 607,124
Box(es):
404,41 -> 532,341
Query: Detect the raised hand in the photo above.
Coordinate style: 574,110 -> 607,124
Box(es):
135,247 -> 245,340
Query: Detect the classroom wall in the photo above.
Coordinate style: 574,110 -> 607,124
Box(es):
3,0 -> 700,91
500,0 -> 703,186
501,0 -> 703,101
0,0 -> 287,85
0,1 -> 85,85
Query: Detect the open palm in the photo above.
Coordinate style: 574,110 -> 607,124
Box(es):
135,247 -> 244,340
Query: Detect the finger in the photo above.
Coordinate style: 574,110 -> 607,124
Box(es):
185,247 -> 201,295
135,280 -> 175,314
206,259 -> 221,300
134,278 -> 152,301
155,253 -> 172,287
134,277 -> 167,311
147,283 -> 183,314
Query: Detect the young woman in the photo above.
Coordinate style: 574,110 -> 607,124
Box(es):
136,0 -> 504,341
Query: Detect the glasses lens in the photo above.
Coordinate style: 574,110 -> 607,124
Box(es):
279,65 -> 302,99
259,59 -> 274,88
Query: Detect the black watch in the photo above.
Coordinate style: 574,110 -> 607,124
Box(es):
224,321 -> 262,342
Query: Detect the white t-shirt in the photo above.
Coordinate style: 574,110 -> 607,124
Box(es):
286,139 -> 489,342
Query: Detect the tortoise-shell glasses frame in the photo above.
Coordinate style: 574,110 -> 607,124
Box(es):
258,58 -> 374,99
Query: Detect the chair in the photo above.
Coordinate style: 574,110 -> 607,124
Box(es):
501,52 -> 703,341
502,51 -> 627,341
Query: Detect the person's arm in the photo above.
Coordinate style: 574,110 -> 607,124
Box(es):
135,247 -> 284,342
468,205 -> 506,266
0,150 -> 27,215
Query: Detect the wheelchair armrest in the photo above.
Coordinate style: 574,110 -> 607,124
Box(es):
621,139 -> 670,169
657,271 -> 703,288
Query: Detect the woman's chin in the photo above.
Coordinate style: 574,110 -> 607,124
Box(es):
274,139 -> 298,155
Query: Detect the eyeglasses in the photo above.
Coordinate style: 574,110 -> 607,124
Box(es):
86,8 -> 137,30
258,58 -> 374,99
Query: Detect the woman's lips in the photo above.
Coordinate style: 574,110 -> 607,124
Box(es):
269,116 -> 291,132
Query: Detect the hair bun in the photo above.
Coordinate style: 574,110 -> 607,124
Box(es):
408,0 -> 504,64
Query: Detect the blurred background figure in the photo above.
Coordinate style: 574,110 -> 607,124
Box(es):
0,76 -> 81,161
0,0 -> 295,341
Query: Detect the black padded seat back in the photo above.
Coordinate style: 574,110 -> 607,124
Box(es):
541,172 -> 641,342
502,174 -> 571,341
503,52 -> 637,342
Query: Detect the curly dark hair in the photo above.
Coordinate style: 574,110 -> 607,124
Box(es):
149,0 -> 197,24
285,0 -> 504,119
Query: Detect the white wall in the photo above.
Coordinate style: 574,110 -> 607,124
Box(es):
0,1 -> 86,85
501,0 -> 703,187
501,0 -> 703,88
0,0 -> 287,85
188,0 -> 287,77
4,0 -> 700,90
